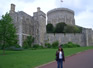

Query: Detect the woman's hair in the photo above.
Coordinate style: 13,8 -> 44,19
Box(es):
58,48 -> 62,51
58,45 -> 63,51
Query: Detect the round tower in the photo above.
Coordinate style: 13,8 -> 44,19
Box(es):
47,8 -> 75,26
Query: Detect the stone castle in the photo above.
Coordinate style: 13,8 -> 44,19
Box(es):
9,4 -> 93,47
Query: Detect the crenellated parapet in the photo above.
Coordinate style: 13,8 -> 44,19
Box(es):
47,8 -> 74,15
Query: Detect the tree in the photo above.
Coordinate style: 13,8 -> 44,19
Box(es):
64,25 -> 75,33
73,26 -> 80,33
46,23 -> 54,33
52,41 -> 59,48
64,25 -> 82,33
23,35 -> 34,49
54,22 -> 66,33
0,13 -> 17,54
77,26 -> 82,33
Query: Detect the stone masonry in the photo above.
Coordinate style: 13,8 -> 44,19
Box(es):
9,4 -> 93,47
9,4 -> 46,47
47,8 -> 75,26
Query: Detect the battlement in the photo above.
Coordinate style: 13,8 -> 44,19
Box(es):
47,8 -> 74,15
33,7 -> 46,18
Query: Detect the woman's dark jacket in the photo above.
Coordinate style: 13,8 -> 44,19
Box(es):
56,49 -> 65,61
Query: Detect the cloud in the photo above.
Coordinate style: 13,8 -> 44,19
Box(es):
0,0 -> 93,29
0,0 -> 57,16
0,0 -> 11,16
56,0 -> 93,14
19,0 -> 35,3
75,9 -> 93,29
55,0 -> 93,29
0,0 -> 35,16
23,0 -> 57,15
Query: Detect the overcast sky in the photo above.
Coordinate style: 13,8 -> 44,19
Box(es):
0,0 -> 93,29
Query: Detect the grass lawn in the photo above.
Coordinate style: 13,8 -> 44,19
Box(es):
0,46 -> 93,68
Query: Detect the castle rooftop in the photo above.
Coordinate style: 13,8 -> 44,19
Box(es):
47,8 -> 74,15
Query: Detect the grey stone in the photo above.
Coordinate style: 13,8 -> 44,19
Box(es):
9,4 -> 93,47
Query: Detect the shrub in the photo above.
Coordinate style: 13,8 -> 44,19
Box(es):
33,44 -> 39,48
15,44 -> 21,48
46,23 -> 54,33
54,22 -> 66,33
33,44 -> 43,49
5,46 -> 23,51
23,41 -> 29,49
52,41 -> 59,48
0,46 -> 1,50
64,25 -> 82,33
61,42 -> 80,48
38,46 -> 44,49
46,22 -> 82,33
45,43 -> 52,48
23,35 -> 34,49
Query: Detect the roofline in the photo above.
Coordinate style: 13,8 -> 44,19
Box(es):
47,8 -> 74,15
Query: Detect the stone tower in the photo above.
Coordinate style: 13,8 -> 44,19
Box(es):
47,8 -> 75,26
33,7 -> 46,45
9,4 -> 36,47
10,4 -> 15,13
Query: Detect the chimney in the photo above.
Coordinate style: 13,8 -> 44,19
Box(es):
10,4 -> 15,13
37,7 -> 40,12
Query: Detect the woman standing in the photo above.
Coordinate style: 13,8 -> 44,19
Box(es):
56,46 -> 65,68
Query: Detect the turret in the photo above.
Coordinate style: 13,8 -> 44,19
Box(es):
10,4 -> 15,13
37,7 -> 41,12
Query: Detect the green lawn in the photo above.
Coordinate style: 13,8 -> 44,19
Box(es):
0,46 -> 93,68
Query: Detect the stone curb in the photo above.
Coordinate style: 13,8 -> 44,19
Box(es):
35,49 -> 92,68
35,61 -> 55,68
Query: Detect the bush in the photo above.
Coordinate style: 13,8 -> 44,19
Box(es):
5,46 -> 23,51
64,25 -> 82,33
45,43 -> 52,48
23,41 -> 29,49
54,22 -> 66,33
0,46 -> 1,50
52,41 -> 59,48
33,44 -> 44,49
23,35 -> 34,49
15,44 -> 21,48
46,22 -> 82,33
61,42 -> 80,48
46,23 -> 54,33
38,46 -> 44,49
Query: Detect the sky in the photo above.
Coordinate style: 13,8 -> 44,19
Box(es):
0,0 -> 93,29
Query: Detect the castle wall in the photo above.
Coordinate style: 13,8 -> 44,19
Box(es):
82,28 -> 93,46
45,28 -> 93,46
10,11 -> 35,47
45,33 -> 85,46
9,4 -> 93,47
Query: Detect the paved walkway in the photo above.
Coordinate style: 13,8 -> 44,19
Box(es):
36,49 -> 93,68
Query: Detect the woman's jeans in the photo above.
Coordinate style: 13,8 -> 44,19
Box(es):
57,59 -> 63,68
